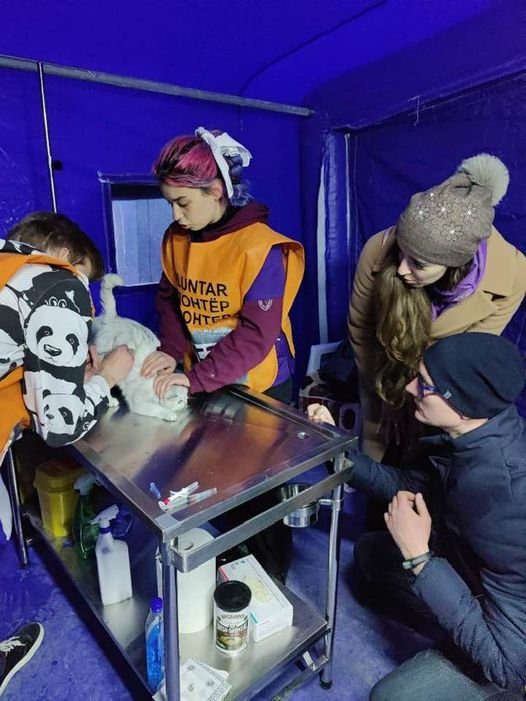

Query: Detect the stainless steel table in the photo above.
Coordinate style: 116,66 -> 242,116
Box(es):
10,387 -> 355,700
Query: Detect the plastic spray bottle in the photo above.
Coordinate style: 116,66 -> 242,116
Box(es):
145,597 -> 165,692
72,473 -> 99,559
91,505 -> 133,605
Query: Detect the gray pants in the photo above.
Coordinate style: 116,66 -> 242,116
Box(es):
371,648 -> 522,701
354,532 -> 524,701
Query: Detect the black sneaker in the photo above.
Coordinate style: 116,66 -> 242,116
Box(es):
0,623 -> 44,697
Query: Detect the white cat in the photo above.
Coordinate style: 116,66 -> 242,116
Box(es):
92,274 -> 187,421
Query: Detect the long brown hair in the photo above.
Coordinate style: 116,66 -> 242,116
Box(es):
374,242 -> 472,407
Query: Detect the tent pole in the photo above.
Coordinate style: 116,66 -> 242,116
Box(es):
37,62 -> 58,213
0,54 -> 313,117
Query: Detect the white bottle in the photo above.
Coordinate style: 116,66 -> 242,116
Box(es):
91,505 -> 133,606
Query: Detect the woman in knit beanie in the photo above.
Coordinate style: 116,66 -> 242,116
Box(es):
348,153 -> 526,462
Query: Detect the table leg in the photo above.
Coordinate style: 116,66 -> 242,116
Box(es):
4,448 -> 28,567
320,451 -> 344,688
161,539 -> 180,701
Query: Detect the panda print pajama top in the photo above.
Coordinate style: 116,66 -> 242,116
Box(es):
0,239 -> 110,448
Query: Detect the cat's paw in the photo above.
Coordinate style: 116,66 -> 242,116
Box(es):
163,385 -> 188,411
162,412 -> 179,422
108,395 -> 120,407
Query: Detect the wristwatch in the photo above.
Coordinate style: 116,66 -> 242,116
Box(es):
401,551 -> 433,571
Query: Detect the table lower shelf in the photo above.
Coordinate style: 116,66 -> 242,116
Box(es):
26,508 -> 328,700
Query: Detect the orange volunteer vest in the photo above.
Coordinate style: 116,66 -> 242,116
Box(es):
162,222 -> 304,392
0,252 -> 80,457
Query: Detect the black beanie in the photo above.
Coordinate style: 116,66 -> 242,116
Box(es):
423,333 -> 525,419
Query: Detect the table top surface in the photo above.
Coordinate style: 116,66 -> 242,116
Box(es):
69,388 -> 354,534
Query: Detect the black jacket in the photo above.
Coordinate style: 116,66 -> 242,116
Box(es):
349,405 -> 526,689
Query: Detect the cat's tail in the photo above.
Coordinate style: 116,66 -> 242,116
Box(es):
99,273 -> 124,320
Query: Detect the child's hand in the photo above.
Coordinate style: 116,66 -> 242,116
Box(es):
84,345 -> 102,382
98,345 -> 135,387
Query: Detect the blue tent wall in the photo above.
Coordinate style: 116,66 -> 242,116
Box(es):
328,72 -> 526,412
1,1 -> 525,389
0,66 -> 313,366
305,0 -> 526,129
2,1 -> 505,110
0,69 -> 52,228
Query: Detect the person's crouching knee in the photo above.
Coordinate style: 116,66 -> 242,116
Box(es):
369,676 -> 394,701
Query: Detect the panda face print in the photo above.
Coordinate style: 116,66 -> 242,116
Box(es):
23,372 -> 76,414
40,391 -> 85,435
35,326 -> 80,359
7,269 -> 92,321
47,404 -> 74,429
22,373 -> 89,440
26,305 -> 87,367
10,270 -> 85,304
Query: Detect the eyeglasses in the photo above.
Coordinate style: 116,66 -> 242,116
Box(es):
416,376 -> 440,398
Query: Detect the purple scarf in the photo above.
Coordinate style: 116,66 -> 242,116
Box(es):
430,239 -> 488,320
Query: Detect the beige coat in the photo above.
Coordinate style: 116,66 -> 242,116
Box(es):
348,226 -> 526,460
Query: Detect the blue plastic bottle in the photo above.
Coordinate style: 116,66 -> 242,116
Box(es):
145,597 -> 164,692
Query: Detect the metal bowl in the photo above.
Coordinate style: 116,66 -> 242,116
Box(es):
277,483 -> 319,528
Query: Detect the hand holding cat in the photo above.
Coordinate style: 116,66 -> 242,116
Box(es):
153,372 -> 190,399
85,345 -> 102,382
141,350 -> 177,378
98,344 -> 135,388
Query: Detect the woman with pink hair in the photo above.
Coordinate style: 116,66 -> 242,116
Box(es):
142,127 -> 304,405
141,127 -> 305,580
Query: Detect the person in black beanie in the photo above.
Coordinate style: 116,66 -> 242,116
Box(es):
308,332 -> 526,700
422,332 -> 524,419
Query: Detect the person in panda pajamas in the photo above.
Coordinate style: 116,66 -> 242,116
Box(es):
0,213 -> 134,539
0,214 -> 135,696
1,260 -> 107,445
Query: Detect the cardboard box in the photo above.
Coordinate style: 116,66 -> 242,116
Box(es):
218,555 -> 293,642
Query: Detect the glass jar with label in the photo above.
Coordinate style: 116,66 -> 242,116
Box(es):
214,580 -> 251,655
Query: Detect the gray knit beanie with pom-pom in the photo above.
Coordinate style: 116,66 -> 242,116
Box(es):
396,154 -> 510,267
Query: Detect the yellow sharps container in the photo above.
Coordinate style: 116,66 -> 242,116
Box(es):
33,460 -> 86,538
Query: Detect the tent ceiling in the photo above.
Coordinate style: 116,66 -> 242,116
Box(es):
3,0 -> 524,124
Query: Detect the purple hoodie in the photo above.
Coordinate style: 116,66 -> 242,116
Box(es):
430,239 -> 488,319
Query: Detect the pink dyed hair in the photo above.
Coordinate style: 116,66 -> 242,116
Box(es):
153,133 -> 222,191
153,130 -> 253,206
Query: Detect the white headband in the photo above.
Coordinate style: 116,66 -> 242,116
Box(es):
195,127 -> 252,199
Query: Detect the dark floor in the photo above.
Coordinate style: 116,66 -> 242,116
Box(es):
0,487 -> 431,701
